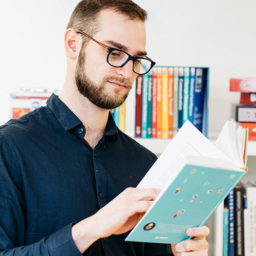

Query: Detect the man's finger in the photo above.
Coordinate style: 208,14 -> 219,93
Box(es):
186,226 -> 210,238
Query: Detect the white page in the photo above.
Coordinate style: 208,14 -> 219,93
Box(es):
138,121 -> 239,190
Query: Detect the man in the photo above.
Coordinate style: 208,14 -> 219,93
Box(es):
0,0 -> 209,255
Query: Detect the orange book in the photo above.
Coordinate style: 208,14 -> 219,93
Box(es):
156,67 -> 162,138
240,123 -> 256,141
230,78 -> 256,92
168,67 -> 174,138
119,101 -> 126,132
162,67 -> 169,138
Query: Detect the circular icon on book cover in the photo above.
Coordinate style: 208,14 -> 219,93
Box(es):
143,222 -> 156,231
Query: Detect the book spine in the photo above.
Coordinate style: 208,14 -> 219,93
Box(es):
234,183 -> 245,256
182,67 -> 190,124
141,74 -> 148,138
178,67 -> 184,129
113,107 -> 120,127
162,67 -> 169,138
188,67 -> 196,122
151,68 -> 157,138
147,71 -> 152,138
227,189 -> 235,256
135,75 -> 143,137
168,67 -> 174,138
240,123 -> 256,141
192,68 -> 205,132
236,105 -> 256,123
119,101 -> 126,132
243,188 -> 251,256
173,67 -> 179,135
223,206 -> 229,256
156,67 -> 163,138
240,93 -> 256,105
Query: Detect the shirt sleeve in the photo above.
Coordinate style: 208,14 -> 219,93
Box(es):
0,135 -> 82,256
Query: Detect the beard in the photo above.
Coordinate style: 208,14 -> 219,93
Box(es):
75,47 -> 133,109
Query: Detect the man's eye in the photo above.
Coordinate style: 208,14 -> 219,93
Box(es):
111,51 -> 122,57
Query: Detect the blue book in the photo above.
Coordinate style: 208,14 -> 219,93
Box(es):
113,107 -> 120,127
188,67 -> 196,122
173,67 -> 179,135
178,67 -> 184,129
228,189 -> 235,256
141,74 -> 148,138
192,68 -> 207,132
126,120 -> 247,244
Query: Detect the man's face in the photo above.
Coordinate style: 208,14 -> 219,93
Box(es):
75,9 -> 146,109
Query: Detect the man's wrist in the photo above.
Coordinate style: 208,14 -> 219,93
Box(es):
71,216 -> 100,253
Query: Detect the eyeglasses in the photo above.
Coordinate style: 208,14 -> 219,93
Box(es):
76,31 -> 155,75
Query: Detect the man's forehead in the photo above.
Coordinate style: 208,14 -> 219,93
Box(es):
95,9 -> 146,55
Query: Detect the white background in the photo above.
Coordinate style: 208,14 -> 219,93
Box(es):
0,0 -> 256,136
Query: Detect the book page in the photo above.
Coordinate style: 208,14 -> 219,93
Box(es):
138,121 -> 238,190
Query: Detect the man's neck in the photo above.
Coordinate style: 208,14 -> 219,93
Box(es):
59,84 -> 109,149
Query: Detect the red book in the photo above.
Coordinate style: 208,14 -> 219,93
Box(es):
151,68 -> 157,138
135,75 -> 143,137
168,67 -> 174,138
240,93 -> 256,105
240,123 -> 256,141
230,78 -> 256,92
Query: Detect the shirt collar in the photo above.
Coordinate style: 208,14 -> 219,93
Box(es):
46,93 -> 119,139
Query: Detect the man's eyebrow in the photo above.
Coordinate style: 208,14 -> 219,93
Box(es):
104,40 -> 147,56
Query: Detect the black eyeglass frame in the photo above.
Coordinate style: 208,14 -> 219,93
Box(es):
76,30 -> 156,75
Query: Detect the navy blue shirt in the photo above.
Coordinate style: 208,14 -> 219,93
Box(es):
0,94 -> 173,255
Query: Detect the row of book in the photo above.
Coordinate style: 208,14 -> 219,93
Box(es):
223,181 -> 256,256
230,78 -> 256,140
135,66 -> 209,138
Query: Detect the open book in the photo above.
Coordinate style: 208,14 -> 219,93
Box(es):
125,120 -> 247,244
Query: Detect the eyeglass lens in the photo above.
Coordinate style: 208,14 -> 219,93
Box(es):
108,49 -> 152,75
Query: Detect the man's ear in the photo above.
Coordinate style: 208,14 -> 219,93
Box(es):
64,29 -> 82,60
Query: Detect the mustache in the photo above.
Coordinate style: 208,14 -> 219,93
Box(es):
104,76 -> 133,88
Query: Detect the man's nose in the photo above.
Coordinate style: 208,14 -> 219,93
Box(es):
115,60 -> 134,78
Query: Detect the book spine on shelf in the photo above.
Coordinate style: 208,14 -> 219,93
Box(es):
147,71 -> 152,138
178,67 -> 184,129
162,67 -> 169,138
168,67 -> 174,138
188,67 -> 196,123
234,183 -> 245,256
240,93 -> 256,105
192,68 -> 206,132
223,204 -> 229,256
182,67 -> 190,124
152,68 -> 157,138
113,107 -> 120,127
157,67 -> 163,138
227,189 -> 235,256
173,67 -> 179,135
119,101 -> 126,132
243,188 -> 251,256
135,75 -> 143,137
142,74 -> 149,138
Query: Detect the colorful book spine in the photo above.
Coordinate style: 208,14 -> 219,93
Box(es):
119,101 -> 126,132
113,107 -> 120,127
141,74 -> 148,138
173,67 -> 179,135
151,68 -> 157,138
182,67 -> 190,124
147,71 -> 153,138
135,75 -> 143,137
240,93 -> 256,105
162,67 -> 169,138
227,189 -> 235,256
178,67 -> 184,128
168,67 -> 174,138
193,68 -> 205,132
156,67 -> 162,138
188,67 -> 196,122
223,204 -> 229,256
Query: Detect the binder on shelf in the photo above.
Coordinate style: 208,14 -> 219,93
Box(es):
126,120 -> 247,244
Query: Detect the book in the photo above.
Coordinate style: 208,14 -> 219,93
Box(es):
168,67 -> 174,138
162,67 -> 169,138
223,201 -> 229,256
182,67 -> 190,124
236,105 -> 256,123
156,67 -> 163,138
125,120 -> 247,244
230,78 -> 256,92
240,123 -> 256,141
173,67 -> 179,135
240,93 -> 256,105
178,67 -> 184,128
152,68 -> 157,138
142,74 -> 149,138
135,75 -> 143,137
147,71 -> 153,138
227,189 -> 235,256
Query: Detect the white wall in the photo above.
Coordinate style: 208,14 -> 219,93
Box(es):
1,0 -> 256,136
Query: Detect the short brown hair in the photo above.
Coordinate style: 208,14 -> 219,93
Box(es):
67,0 -> 147,39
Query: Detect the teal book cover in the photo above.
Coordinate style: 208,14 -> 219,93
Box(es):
125,163 -> 245,244
125,120 -> 248,244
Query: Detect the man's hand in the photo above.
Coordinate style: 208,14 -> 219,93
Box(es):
171,226 -> 209,256
72,187 -> 159,253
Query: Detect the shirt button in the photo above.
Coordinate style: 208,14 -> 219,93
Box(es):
99,192 -> 105,199
78,127 -> 84,134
